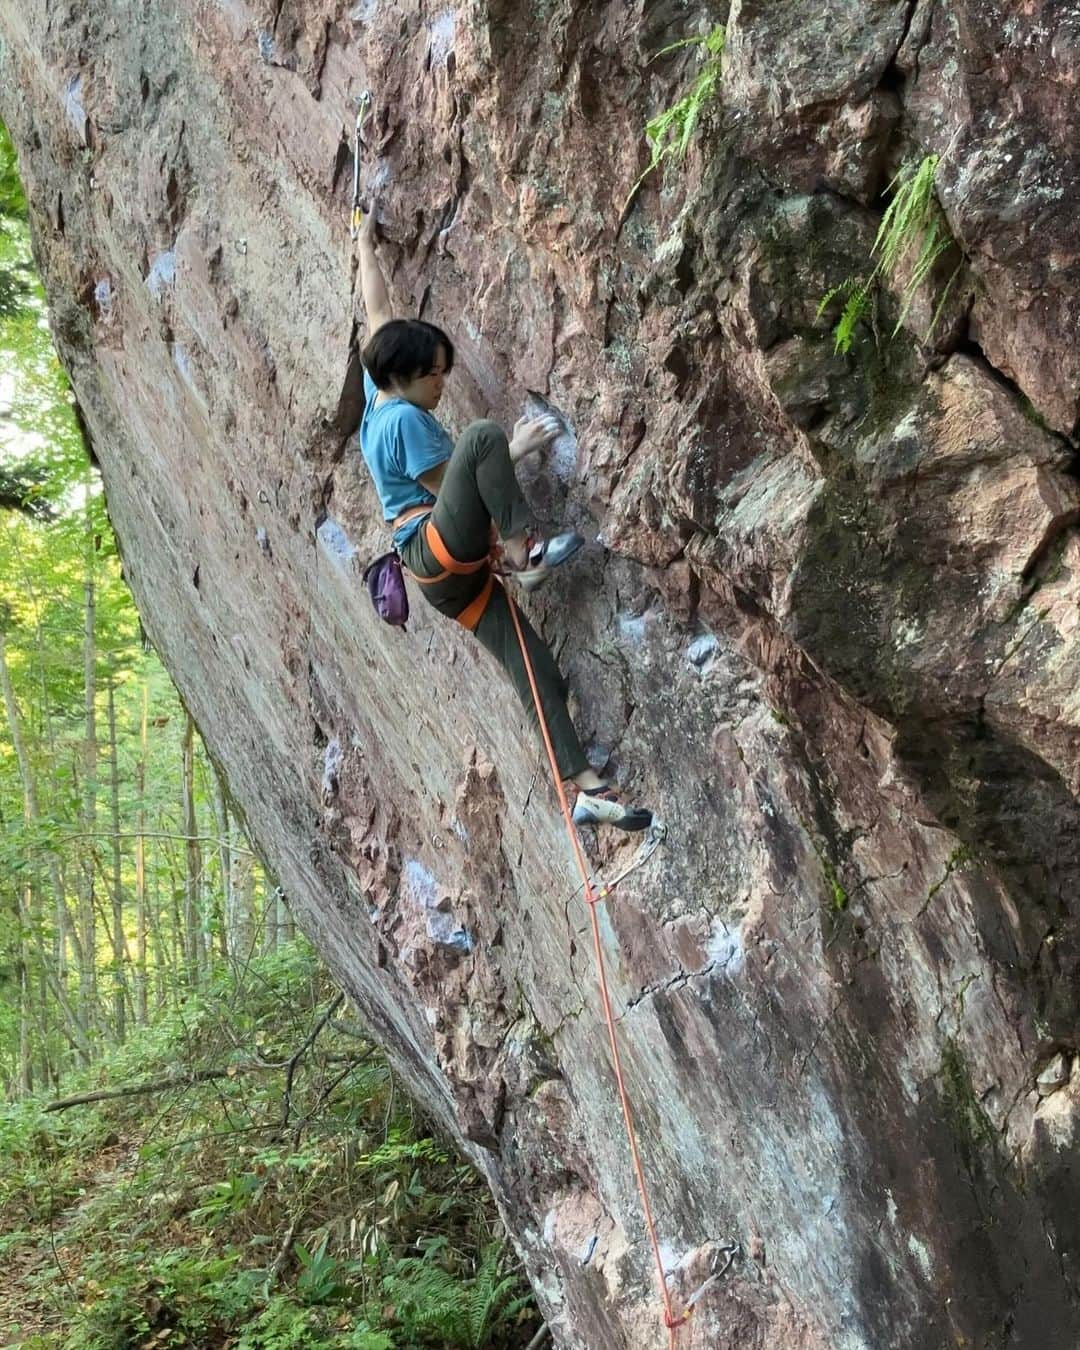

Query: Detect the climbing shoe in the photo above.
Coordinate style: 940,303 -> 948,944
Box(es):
571,785 -> 654,833
505,531 -> 584,591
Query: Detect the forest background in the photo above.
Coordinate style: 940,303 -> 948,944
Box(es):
0,121 -> 536,1350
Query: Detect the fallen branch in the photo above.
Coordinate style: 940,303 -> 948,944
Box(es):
264,1208 -> 303,1298
45,992 -> 350,1115
43,1065 -> 266,1112
328,1015 -> 374,1041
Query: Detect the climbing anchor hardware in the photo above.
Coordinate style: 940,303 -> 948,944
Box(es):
588,820 -> 667,905
503,586 -> 697,1347
350,90 -> 373,239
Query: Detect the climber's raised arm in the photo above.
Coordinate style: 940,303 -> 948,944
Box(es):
357,208 -> 392,335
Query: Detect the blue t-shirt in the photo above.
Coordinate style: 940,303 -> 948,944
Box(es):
359,369 -> 453,547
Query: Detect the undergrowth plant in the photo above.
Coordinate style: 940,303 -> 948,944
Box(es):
0,940 -> 539,1349
817,153 -> 960,353
625,25 -> 726,210
378,1240 -> 531,1349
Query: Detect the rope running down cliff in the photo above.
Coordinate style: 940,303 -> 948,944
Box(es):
504,582 -> 691,1347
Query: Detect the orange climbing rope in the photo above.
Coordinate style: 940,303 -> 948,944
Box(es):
504,582 -> 689,1348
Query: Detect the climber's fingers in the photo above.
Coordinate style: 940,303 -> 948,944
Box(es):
512,416 -> 561,459
357,204 -> 378,244
537,414 -> 561,439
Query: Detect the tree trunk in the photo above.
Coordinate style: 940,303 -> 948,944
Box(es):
149,843 -> 169,1011
232,849 -> 255,964
209,762 -> 233,961
79,492 -> 98,1033
135,682 -> 148,1024
261,885 -> 278,955
0,628 -> 93,1063
12,537 -> 70,990
163,821 -> 182,998
106,682 -> 126,1042
181,712 -> 203,982
18,906 -> 33,1095
278,888 -> 295,944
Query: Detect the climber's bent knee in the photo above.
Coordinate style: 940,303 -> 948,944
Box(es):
457,419 -> 509,457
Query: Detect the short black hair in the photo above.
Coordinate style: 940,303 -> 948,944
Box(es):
361,319 -> 455,389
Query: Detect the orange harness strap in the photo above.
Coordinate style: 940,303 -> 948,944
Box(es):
455,572 -> 497,632
423,519 -> 489,577
391,507 -> 495,631
391,503 -> 437,534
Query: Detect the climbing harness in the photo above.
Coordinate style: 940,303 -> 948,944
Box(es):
350,90 -> 372,239
503,588 -> 693,1347
391,506 -> 496,633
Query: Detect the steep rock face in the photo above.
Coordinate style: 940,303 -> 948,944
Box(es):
2,2 -> 1079,1345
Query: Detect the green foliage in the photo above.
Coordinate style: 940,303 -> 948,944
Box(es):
817,154 -> 960,353
821,857 -> 849,913
234,1296 -> 393,1349
0,120 -> 31,321
626,26 -> 725,209
296,1235 -> 351,1304
873,155 -> 949,307
0,942 -> 538,1347
938,1037 -> 996,1173
378,1241 -> 530,1349
63,1248 -> 260,1348
0,460 -> 54,516
815,278 -> 872,356
0,120 -> 27,221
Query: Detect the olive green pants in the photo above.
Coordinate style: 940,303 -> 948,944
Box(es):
399,419 -> 589,780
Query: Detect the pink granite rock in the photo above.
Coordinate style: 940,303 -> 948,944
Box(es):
2,2 -> 1079,1345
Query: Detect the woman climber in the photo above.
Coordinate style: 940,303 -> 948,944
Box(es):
355,208 -> 652,832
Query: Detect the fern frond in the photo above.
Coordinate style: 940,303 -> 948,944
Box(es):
818,153 -> 959,351
465,1244 -> 511,1347
815,277 -> 870,352
924,260 -> 963,341
651,24 -> 726,63
833,286 -> 871,354
382,1258 -> 469,1343
872,155 -> 939,276
624,25 -> 725,213
650,35 -> 706,62
815,277 -> 858,321
872,154 -> 956,338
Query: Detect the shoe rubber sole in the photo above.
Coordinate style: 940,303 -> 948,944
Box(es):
571,795 -> 654,833
516,531 -> 585,591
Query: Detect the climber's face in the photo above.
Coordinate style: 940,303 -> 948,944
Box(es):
399,345 -> 448,411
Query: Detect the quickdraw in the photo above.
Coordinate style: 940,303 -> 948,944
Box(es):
350,90 -> 372,239
588,819 -> 667,905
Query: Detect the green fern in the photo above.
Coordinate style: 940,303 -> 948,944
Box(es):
815,278 -> 871,355
873,156 -> 942,271
380,1257 -> 467,1344
818,154 -> 960,352
465,1244 -> 525,1348
378,1242 -> 528,1348
872,154 -> 952,332
624,26 -> 725,211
